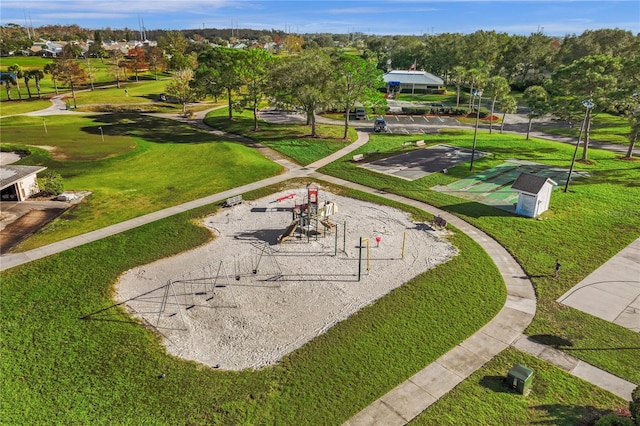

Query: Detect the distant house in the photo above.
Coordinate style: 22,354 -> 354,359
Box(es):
511,173 -> 557,218
383,70 -> 445,94
0,165 -> 47,201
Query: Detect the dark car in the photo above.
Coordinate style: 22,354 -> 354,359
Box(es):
374,117 -> 388,132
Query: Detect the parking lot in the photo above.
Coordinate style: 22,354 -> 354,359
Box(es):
353,114 -> 463,134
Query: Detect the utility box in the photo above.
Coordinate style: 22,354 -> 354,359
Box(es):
507,364 -> 533,395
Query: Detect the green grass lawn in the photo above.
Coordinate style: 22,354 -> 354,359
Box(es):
0,181 -> 507,424
0,113 -> 283,249
319,129 -> 640,384
413,348 -> 629,425
537,113 -> 632,145
204,107 -> 355,166
2,108 -> 638,423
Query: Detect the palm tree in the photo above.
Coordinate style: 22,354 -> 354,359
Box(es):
7,64 -> 23,100
498,95 -> 518,133
29,70 -> 45,98
1,72 -> 17,100
44,63 -> 62,95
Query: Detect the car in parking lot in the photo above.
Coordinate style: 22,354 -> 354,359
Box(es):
374,117 -> 388,132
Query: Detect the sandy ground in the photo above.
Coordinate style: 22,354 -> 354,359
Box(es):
115,188 -> 457,370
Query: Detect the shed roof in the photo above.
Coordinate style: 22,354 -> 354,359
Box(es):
0,165 -> 47,190
511,173 -> 557,195
383,70 -> 444,86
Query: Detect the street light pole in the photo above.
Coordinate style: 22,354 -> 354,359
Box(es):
98,126 -> 104,142
469,89 -> 483,171
564,100 -> 593,193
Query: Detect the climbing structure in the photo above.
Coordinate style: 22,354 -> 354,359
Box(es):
278,183 -> 337,243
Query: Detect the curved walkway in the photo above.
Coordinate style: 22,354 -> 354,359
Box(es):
2,108 -> 636,423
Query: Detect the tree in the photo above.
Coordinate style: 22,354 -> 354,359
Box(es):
27,69 -> 45,98
7,64 -> 23,100
331,54 -> 385,139
236,49 -> 274,131
523,85 -> 550,140
617,55 -> 640,159
269,48 -> 333,137
109,49 -> 125,88
486,75 -> 511,133
127,46 -> 148,82
498,95 -> 518,134
283,34 -> 304,53
44,62 -> 63,95
195,47 -> 245,120
450,66 -> 466,107
58,58 -> 88,108
546,55 -> 622,159
1,72 -> 17,100
465,65 -> 489,110
146,46 -> 166,80
165,68 -> 199,115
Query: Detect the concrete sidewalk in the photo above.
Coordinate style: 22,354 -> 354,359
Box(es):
557,238 -> 640,332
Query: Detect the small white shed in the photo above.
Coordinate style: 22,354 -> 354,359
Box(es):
511,173 -> 557,218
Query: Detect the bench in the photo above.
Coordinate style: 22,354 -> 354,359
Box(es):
415,140 -> 425,147
224,195 -> 243,207
352,154 -> 365,162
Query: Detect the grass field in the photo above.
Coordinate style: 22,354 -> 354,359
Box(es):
0,181 -> 507,424
0,113 -> 283,249
414,348 -> 628,425
319,130 -> 640,385
537,113 -> 632,145
204,107 -> 356,166
2,105 -> 638,423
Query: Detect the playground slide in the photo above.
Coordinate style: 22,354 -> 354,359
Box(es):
278,220 -> 298,243
320,219 -> 336,230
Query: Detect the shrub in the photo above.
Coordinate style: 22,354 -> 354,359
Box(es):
595,414 -> 634,426
39,170 -> 64,196
631,384 -> 640,425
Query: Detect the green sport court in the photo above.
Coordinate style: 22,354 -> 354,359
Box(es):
431,159 -> 589,213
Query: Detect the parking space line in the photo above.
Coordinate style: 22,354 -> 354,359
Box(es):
423,116 -> 429,123
409,116 -> 414,122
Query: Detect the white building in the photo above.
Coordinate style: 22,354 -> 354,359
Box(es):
511,173 -> 557,218
0,165 -> 47,201
383,70 -> 445,94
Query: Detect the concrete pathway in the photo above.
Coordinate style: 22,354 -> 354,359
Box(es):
557,238 -> 640,333
2,108 -> 637,423
513,334 -> 637,401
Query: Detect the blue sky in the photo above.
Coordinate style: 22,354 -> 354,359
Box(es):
1,1 -> 639,37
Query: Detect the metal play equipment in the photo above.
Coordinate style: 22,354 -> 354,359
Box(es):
278,183 -> 338,244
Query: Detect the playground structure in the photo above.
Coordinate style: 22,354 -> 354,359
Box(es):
278,183 -> 338,243
115,189 -> 457,370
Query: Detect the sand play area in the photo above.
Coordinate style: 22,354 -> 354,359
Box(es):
115,187 -> 457,370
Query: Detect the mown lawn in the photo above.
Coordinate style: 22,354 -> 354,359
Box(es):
536,113 -> 632,145
204,107 -> 355,165
0,113 -> 283,249
1,181 -> 507,424
319,129 -> 640,385
414,348 -> 628,425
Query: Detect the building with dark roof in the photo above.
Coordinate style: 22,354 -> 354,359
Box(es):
0,165 -> 47,201
511,172 -> 557,218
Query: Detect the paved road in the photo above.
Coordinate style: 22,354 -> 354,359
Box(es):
2,103 -> 637,424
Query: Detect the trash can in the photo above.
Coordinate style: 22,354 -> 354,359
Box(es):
507,364 -> 533,395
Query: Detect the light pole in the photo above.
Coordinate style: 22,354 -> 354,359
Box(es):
564,100 -> 593,193
98,126 -> 104,142
469,89 -> 483,171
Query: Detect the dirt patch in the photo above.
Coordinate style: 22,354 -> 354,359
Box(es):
114,188 -> 457,371
0,208 -> 66,254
